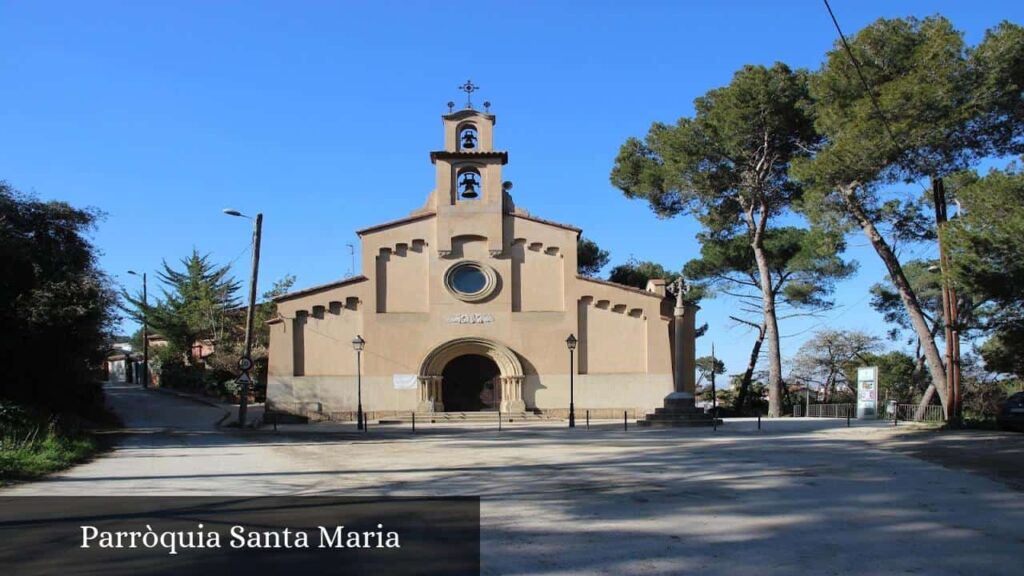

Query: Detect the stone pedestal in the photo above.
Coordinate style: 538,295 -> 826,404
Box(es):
637,392 -> 720,427
638,281 -> 720,427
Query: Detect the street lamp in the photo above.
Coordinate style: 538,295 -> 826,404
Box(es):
127,270 -> 149,389
352,335 -> 366,430
711,342 -> 717,420
566,333 -> 577,428
223,208 -> 263,428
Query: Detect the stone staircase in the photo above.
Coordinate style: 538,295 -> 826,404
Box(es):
637,394 -> 720,427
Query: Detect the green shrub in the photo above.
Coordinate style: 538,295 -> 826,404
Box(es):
157,360 -> 206,391
0,402 -> 99,482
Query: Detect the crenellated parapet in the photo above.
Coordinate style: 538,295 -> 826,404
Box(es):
576,276 -> 667,320
513,238 -> 562,257
376,238 -> 429,258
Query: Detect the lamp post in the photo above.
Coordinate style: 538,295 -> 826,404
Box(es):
711,343 -> 717,419
566,333 -> 577,428
223,208 -> 263,428
127,270 -> 148,389
352,335 -> 365,430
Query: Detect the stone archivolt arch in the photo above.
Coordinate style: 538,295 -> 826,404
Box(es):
417,337 -> 526,413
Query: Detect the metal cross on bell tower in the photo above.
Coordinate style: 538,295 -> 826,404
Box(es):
458,80 -> 479,109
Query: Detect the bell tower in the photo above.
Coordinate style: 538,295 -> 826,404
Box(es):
430,82 -> 509,256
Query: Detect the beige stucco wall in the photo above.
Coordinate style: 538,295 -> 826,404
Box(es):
269,372 -> 673,420
580,302 -> 647,374
270,376 -> 418,417
267,108 -> 682,417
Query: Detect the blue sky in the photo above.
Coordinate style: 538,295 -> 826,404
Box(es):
2,1 -> 1020,379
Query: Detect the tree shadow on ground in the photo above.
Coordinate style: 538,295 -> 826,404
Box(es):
20,423 -> 1024,575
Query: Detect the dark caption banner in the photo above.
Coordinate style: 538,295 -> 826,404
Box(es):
0,496 -> 480,576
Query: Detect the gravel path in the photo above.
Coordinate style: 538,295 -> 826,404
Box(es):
4,387 -> 1022,575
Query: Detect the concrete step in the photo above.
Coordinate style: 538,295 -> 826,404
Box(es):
377,411 -> 556,424
638,411 -> 720,427
649,413 -> 709,420
636,419 -> 721,427
652,407 -> 706,416
638,394 -> 720,427
262,411 -> 309,424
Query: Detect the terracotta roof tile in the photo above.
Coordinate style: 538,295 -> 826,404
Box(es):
356,212 -> 436,236
274,275 -> 368,303
577,275 -> 666,300
429,150 -> 508,164
514,213 -> 582,233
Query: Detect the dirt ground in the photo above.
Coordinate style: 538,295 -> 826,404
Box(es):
4,389 -> 1024,575
872,427 -> 1024,491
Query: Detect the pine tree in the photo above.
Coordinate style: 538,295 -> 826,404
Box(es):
611,63 -> 819,416
684,227 -> 855,413
123,250 -> 240,364
792,17 -> 1024,414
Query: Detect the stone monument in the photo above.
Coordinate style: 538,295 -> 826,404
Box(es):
639,279 -> 720,427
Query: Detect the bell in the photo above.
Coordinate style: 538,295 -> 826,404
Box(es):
461,131 -> 477,150
460,174 -> 479,198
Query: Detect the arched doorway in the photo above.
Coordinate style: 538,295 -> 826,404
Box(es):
417,337 -> 526,413
441,354 -> 501,411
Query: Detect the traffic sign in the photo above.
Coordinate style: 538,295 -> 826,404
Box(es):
237,356 -> 253,371
235,372 -> 253,385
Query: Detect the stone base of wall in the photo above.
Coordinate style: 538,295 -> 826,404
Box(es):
267,400 -> 422,423
534,407 -> 652,420
268,399 -> 656,423
268,372 -> 673,422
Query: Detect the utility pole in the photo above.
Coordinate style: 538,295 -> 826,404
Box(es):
932,177 -> 962,424
140,273 -> 148,388
240,213 -> 263,427
224,208 -> 263,428
127,270 -> 149,388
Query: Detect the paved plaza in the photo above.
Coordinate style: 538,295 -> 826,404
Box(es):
4,385 -> 1023,575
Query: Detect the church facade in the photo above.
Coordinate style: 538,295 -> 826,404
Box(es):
267,105 -> 698,420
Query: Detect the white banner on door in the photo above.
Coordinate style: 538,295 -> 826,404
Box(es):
393,374 -> 418,390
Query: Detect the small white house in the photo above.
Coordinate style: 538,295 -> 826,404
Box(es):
105,343 -> 134,383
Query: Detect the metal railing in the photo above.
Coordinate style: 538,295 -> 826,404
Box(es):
881,403 -> 944,422
794,403 -> 945,422
802,403 -> 854,418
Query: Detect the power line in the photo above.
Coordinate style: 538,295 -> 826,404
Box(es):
780,238 -> 937,340
822,0 -> 930,195
822,0 -> 900,149
785,1 -> 944,341
225,240 -> 252,269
